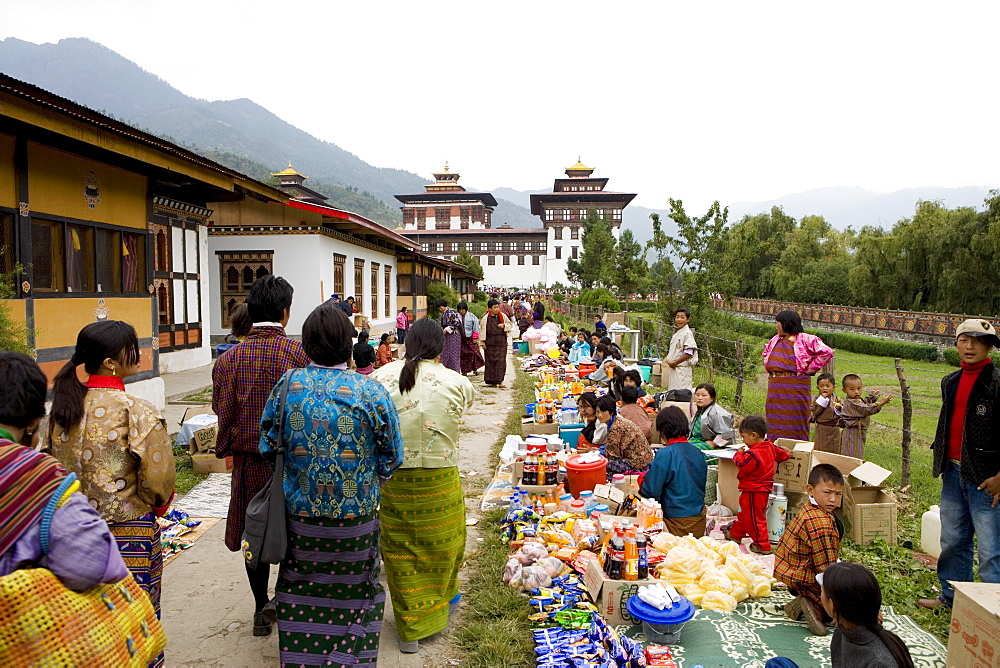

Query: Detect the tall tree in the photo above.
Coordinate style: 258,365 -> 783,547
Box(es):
566,208 -> 616,289
612,229 -> 649,299
647,199 -> 728,319
773,215 -> 854,305
717,207 -> 796,299
453,248 -> 484,280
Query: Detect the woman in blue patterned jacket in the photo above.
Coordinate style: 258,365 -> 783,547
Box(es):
259,301 -> 404,667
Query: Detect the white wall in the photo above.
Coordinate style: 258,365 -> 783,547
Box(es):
479,256 -> 547,288
207,233 -> 397,337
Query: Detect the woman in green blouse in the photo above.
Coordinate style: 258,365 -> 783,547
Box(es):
372,318 -> 475,654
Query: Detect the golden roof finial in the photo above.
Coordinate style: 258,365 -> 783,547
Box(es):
444,161 -> 450,172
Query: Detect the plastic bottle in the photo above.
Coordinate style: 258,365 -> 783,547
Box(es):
766,482 -> 788,544
608,529 -> 625,580
522,455 -> 535,487
623,529 -> 639,581
589,504 -> 609,522
518,490 -> 529,512
636,531 -> 648,579
611,473 -> 626,492
559,493 -> 574,512
545,454 -> 558,486
569,499 -> 586,517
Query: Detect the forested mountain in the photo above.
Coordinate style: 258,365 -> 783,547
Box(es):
0,37 -> 537,228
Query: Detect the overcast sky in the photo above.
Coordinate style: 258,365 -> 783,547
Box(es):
2,0 -> 997,211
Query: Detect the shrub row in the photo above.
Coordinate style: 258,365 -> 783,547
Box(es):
715,312 -> 940,362
621,300 -> 659,312
570,288 -> 621,311
942,347 -> 1000,367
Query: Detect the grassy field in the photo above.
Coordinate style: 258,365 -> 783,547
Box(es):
568,309 -> 957,640
456,369 -> 536,667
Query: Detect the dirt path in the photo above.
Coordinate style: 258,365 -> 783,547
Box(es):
160,355 -> 517,667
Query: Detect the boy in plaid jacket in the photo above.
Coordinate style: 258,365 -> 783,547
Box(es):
774,463 -> 846,636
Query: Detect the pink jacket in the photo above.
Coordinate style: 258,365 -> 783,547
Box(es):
762,332 -> 833,376
396,311 -> 409,330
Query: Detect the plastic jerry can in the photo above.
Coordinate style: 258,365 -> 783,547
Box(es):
921,505 -> 941,559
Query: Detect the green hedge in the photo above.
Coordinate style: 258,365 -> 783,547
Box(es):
712,312 -> 940,362
473,290 -> 488,303
943,347 -> 1000,367
622,300 -> 658,312
570,288 -> 621,311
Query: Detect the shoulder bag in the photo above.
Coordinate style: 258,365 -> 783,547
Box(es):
241,371 -> 293,569
0,474 -> 167,667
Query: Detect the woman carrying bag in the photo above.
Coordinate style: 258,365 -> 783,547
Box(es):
0,351 -> 165,666
259,302 -> 404,666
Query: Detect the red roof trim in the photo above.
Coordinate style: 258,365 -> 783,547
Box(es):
283,199 -> 418,250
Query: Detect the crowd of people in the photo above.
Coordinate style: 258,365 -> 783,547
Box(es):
1,273 -> 997,667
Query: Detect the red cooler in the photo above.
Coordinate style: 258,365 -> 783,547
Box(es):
565,454 -> 608,498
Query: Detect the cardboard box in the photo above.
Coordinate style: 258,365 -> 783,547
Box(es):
583,558 -> 654,625
179,405 -> 218,455
842,485 -> 897,545
510,460 -> 560,495
190,452 -> 234,474
649,373 -> 663,387
947,582 -> 1000,667
652,362 -> 662,375
593,484 -> 626,514
521,420 -> 560,437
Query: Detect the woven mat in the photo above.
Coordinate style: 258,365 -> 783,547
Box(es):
618,590 -> 947,667
173,473 -> 232,518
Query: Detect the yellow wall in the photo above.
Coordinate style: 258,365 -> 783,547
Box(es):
0,133 -> 14,208
212,198 -> 315,227
33,297 -> 153,349
27,143 -> 147,229
0,298 -> 25,322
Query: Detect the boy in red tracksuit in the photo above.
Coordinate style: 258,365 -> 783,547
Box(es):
726,415 -> 791,554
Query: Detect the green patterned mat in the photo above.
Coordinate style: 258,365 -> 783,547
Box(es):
618,590 -> 947,667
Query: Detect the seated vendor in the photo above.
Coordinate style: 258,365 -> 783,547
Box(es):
577,392 -> 602,450
617,387 -> 653,443
689,383 -> 734,450
596,395 -> 653,477
639,406 -> 708,537
622,369 -> 648,399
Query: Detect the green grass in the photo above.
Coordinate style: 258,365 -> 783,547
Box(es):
181,387 -> 213,403
172,444 -> 208,496
456,369 -> 536,668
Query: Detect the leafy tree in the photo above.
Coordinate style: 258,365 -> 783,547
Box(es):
773,215 -> 854,304
425,280 -> 458,309
646,200 -> 728,320
453,248 -> 484,280
566,209 -> 616,289
0,258 -> 32,354
717,207 -> 796,299
612,229 -> 649,299
573,288 -> 621,311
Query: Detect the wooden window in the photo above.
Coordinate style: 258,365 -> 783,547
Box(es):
532,255 -> 540,266
571,246 -> 579,259
384,266 -> 391,316
95,228 -> 122,293
416,209 -> 426,230
354,258 -> 364,300
30,220 -> 64,292
156,282 -> 170,326
612,209 -> 622,221
371,263 -> 379,318
122,232 -> 145,293
460,207 -> 470,223
155,229 -> 169,271
502,255 -> 510,265
219,252 -> 272,327
555,246 -> 562,259
65,224 -> 95,292
488,256 -> 495,265
517,255 -> 525,265
403,209 -> 415,226
333,254 -> 345,296
435,207 -> 450,229
571,226 -> 579,240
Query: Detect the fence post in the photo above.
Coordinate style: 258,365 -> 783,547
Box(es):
734,338 -> 745,409
894,358 -> 912,489
704,337 -> 715,382
637,317 -> 644,357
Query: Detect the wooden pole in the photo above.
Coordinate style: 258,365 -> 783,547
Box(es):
705,338 -> 715,382
735,338 -> 745,409
894,357 -> 912,489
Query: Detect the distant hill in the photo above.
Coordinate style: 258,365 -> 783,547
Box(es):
0,37 -> 544,229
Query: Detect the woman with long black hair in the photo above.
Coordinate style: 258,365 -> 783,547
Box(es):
45,321 -> 175,667
373,319 -> 474,653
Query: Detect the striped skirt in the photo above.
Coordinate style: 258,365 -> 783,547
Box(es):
765,374 -> 813,441
276,514 -> 384,667
380,467 -> 465,643
109,513 -> 163,668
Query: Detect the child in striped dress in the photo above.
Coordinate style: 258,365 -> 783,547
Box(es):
810,373 -> 843,453
836,374 -> 893,459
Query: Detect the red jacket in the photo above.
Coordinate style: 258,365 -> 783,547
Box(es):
733,439 -> 791,492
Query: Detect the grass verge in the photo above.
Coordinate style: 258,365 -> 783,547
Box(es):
173,444 -> 209,496
455,368 -> 536,668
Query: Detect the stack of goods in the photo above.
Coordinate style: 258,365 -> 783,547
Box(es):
157,509 -> 202,560
651,532 -> 774,612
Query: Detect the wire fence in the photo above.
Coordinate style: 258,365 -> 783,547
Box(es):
553,300 -> 951,487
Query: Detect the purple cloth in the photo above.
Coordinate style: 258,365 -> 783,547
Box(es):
440,308 -> 462,373
0,494 -> 129,591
